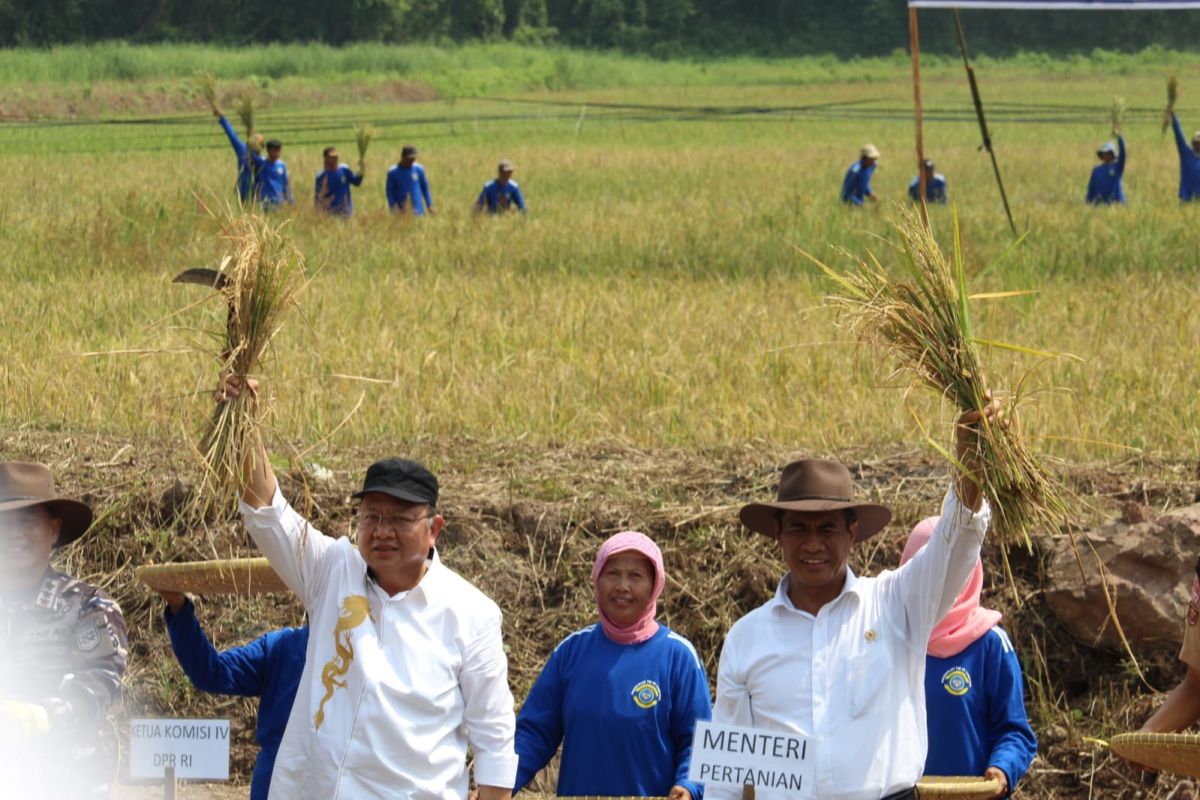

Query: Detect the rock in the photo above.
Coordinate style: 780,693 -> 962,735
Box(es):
1044,504 -> 1200,651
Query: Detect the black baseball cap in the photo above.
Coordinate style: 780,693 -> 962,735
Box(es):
352,458 -> 439,506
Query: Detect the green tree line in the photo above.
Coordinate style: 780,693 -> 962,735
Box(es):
3,0 -> 1200,56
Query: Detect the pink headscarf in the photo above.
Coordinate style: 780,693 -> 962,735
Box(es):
591,531 -> 666,645
900,516 -> 1002,659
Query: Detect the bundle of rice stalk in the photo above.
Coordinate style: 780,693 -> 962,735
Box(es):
354,123 -> 379,166
1111,95 -> 1126,136
236,94 -> 257,142
196,71 -> 218,113
804,207 -> 1069,550
187,212 -> 307,521
1162,70 -> 1179,135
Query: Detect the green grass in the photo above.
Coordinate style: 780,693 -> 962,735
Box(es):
3,50 -> 1200,461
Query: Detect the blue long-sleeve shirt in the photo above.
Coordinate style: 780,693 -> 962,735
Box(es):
924,627 -> 1037,796
515,624 -> 710,799
218,116 -> 262,202
476,179 -> 526,214
386,163 -> 433,214
909,173 -> 948,204
164,600 -> 307,800
257,159 -> 293,209
1172,115 -> 1200,201
1087,136 -> 1127,205
841,160 -> 876,206
315,165 -> 363,216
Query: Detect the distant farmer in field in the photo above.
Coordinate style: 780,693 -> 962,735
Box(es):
257,139 -> 294,210
475,159 -> 526,215
711,396 -> 1000,800
909,159 -> 947,205
314,146 -> 363,217
157,589 -> 306,800
214,106 -> 265,203
1086,134 -> 1127,205
900,518 -> 1037,798
0,462 -> 128,798
218,375 -> 517,800
513,531 -> 710,800
386,145 -> 434,215
1170,113 -> 1200,202
1135,555 -> 1200,734
841,143 -> 880,206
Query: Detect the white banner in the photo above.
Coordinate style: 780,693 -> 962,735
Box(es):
687,721 -> 814,796
911,1 -> 1200,8
129,718 -> 231,781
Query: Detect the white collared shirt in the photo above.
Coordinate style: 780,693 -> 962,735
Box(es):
240,488 -> 518,799
711,487 -> 990,800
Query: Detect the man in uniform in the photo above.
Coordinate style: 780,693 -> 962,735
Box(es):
0,462 -> 128,797
314,146 -> 364,217
841,144 -> 880,206
1138,555 -> 1200,733
386,145 -> 435,215
475,159 -> 526,215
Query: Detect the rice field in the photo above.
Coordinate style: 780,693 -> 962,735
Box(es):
2,48 -> 1200,464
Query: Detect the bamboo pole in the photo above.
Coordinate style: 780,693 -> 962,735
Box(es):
909,6 -> 929,227
953,9 -> 1018,237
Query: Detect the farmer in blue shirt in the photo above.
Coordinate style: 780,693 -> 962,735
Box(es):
841,144 -> 880,206
385,145 -> 434,215
901,518 -> 1037,798
315,146 -> 363,217
257,139 -> 294,210
475,160 -> 526,214
1086,135 -> 1127,205
158,590 -> 306,800
909,159 -> 947,205
514,531 -> 709,799
1171,114 -> 1200,202
214,107 -> 264,203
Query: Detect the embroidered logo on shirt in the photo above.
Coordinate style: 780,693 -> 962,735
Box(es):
314,594 -> 374,730
631,680 -> 662,709
1188,576 -> 1199,627
941,667 -> 972,697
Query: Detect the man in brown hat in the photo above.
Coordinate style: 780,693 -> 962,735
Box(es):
0,462 -> 128,797
711,402 -> 998,800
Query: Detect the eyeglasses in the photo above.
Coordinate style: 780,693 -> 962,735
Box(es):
356,511 -> 434,533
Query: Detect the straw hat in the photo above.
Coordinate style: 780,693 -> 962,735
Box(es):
136,558 -> 289,596
739,459 -> 892,541
861,143 -> 881,160
0,462 -> 94,547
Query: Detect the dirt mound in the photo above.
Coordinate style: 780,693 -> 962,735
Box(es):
5,429 -> 1199,798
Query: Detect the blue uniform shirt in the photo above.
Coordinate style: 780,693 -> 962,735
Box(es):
1086,136 -> 1127,205
909,173 -> 948,204
515,624 -> 710,798
315,165 -> 363,216
1172,115 -> 1200,201
924,627 -> 1037,796
164,600 -> 307,800
257,159 -> 293,208
477,179 -> 526,214
386,163 -> 433,214
841,160 -> 876,206
218,116 -> 261,202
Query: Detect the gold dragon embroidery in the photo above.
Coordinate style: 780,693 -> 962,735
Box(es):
313,594 -> 373,730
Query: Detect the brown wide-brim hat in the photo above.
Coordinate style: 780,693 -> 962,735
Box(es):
740,458 -> 892,542
0,462 -> 94,548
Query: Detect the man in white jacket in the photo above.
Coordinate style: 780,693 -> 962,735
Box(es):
224,377 -> 517,800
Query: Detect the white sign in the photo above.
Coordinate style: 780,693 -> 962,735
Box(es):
687,721 -> 814,795
130,718 -> 231,781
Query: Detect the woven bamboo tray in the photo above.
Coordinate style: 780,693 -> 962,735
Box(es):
135,557 -> 290,595
1109,732 -> 1200,778
917,776 -> 1002,799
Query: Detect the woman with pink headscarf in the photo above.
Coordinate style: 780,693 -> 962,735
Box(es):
901,517 -> 1037,798
513,531 -> 711,799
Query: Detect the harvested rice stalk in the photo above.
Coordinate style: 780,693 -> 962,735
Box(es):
354,123 -> 379,168
236,94 -> 257,142
1111,95 -> 1126,136
197,71 -> 218,113
1163,70 -> 1179,135
804,206 -> 1070,551
184,212 -> 307,521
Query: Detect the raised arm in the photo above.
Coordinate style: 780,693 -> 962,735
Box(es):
217,115 -> 247,160
1116,135 -> 1127,177
461,607 -> 518,800
1173,114 -> 1192,160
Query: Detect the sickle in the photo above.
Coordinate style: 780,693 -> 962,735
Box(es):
174,267 -> 235,354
